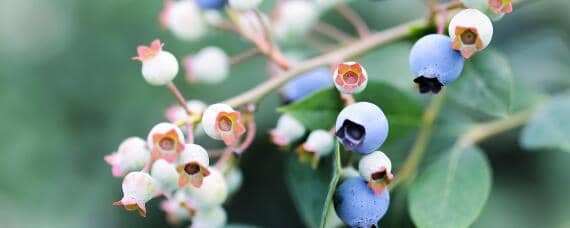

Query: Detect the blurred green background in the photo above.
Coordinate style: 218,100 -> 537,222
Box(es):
0,0 -> 568,227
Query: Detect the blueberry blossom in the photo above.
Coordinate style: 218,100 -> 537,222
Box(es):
105,137 -> 150,177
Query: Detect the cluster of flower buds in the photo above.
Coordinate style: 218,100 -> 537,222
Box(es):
109,39 -> 252,225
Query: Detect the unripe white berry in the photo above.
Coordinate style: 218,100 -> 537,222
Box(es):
229,0 -> 263,11
270,114 -> 306,146
303,130 -> 334,156
449,9 -> 493,58
191,206 -> 227,228
358,151 -> 392,181
142,51 -> 179,85
273,0 -> 319,42
187,47 -> 230,84
202,103 -> 246,145
105,137 -> 150,177
114,171 -> 159,217
187,168 -> 228,208
151,159 -> 180,194
147,122 -> 186,163
164,0 -> 207,41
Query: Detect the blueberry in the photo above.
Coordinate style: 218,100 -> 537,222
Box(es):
334,176 -> 390,228
409,34 -> 464,94
280,67 -> 333,103
195,0 -> 228,10
335,102 -> 388,154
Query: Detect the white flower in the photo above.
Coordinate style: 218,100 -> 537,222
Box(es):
187,168 -> 228,208
151,159 -> 180,194
133,40 -> 179,86
448,9 -> 493,58
186,47 -> 230,84
358,151 -> 394,195
201,103 -> 246,145
147,122 -> 186,163
113,172 -> 159,217
105,137 -> 150,177
270,114 -> 306,146
273,0 -> 319,42
164,0 -> 207,41
229,0 -> 263,11
191,206 -> 227,228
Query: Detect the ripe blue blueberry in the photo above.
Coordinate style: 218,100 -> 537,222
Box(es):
280,67 -> 333,103
334,176 -> 390,228
335,102 -> 388,154
195,0 -> 228,10
409,34 -> 464,94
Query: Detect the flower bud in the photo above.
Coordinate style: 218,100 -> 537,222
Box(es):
105,137 -> 150,177
133,39 -> 179,86
202,103 -> 246,145
448,9 -> 493,58
162,0 -> 207,41
187,168 -> 228,208
333,61 -> 368,94
191,206 -> 227,228
296,130 -> 334,168
273,0 -> 319,43
358,151 -> 394,195
151,159 -> 180,194
184,47 -> 230,84
177,144 -> 211,188
161,191 -> 196,225
113,172 -> 159,217
229,0 -> 262,11
147,122 -> 186,163
270,114 -> 306,146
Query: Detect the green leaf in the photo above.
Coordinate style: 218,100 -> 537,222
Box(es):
354,81 -> 423,141
285,142 -> 341,228
359,41 -> 417,91
520,94 -> 570,152
447,49 -> 514,118
278,88 -> 343,130
409,146 -> 492,228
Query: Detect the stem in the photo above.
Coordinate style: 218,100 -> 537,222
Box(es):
223,18 -> 427,107
229,48 -> 260,65
186,121 -> 194,144
390,92 -> 446,189
236,117 -> 257,154
335,5 -> 371,37
167,82 -> 191,114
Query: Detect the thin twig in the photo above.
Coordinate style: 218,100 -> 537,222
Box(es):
335,5 -> 371,37
229,48 -> 260,65
167,82 -> 191,114
236,116 -> 257,154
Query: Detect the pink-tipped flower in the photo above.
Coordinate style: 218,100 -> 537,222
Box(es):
358,151 -> 394,195
449,9 -> 493,58
160,191 -> 196,225
202,103 -> 246,146
113,172 -> 159,217
151,159 -> 180,194
177,144 -> 210,188
186,168 -> 228,208
489,0 -> 512,14
165,100 -> 207,123
133,39 -> 179,86
333,61 -> 368,94
296,130 -> 334,169
147,123 -> 186,163
162,0 -> 207,41
184,47 -> 230,84
270,114 -> 306,146
105,137 -> 150,177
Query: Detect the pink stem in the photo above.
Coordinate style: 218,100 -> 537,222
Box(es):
236,118 -> 257,154
167,82 -> 191,115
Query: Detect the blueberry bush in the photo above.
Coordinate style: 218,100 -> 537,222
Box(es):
1,0 -> 569,227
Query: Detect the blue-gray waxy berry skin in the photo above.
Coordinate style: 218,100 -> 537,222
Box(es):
195,0 -> 228,10
335,102 -> 388,154
409,34 -> 464,93
334,177 -> 390,228
280,67 -> 333,103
